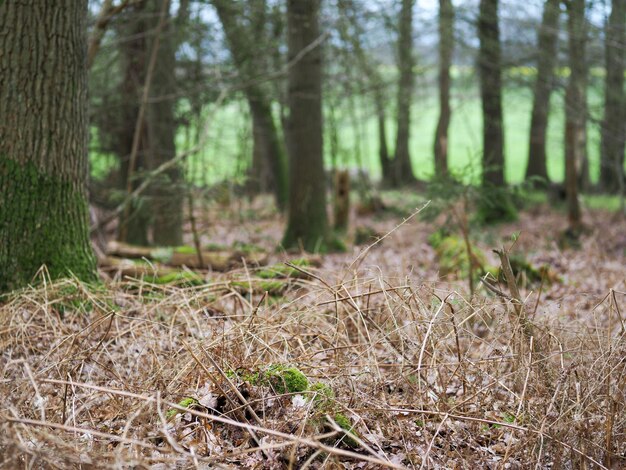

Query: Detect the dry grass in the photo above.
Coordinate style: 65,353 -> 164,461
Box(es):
1,202 -> 625,469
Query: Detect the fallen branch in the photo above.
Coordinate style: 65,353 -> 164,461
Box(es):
106,241 -> 267,271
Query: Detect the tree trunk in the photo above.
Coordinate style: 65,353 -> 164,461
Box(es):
600,0 -> 626,193
0,0 -> 97,292
282,0 -> 329,251
148,0 -> 183,246
249,105 -> 271,195
247,91 -> 288,207
478,0 -> 505,187
336,0 -> 391,183
526,0 -> 560,182
376,95 -> 391,183
391,0 -> 417,186
434,0 -> 454,177
116,1 -> 151,245
564,0 -> 586,231
115,0 -> 182,246
213,0 -> 288,210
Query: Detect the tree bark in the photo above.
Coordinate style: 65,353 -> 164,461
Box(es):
282,0 -> 329,251
115,0 -> 182,246
526,0 -> 560,182
600,0 -> 626,193
0,0 -> 97,292
434,0 -> 454,177
212,0 -> 288,210
391,0 -> 417,186
564,0 -> 586,231
116,1 -> 151,245
148,0 -> 183,246
478,0 -> 505,187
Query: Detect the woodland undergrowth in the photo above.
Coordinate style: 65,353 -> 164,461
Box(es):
1,199 -> 625,469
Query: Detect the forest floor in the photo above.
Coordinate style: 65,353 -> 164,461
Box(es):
1,191 -> 626,469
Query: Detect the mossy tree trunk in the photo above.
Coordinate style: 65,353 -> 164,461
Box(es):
478,0 -> 505,187
564,0 -> 586,231
282,0 -> 329,252
391,0 -> 417,187
212,0 -> 288,210
434,0 -> 454,177
600,0 -> 626,194
526,0 -> 560,183
0,0 -> 97,292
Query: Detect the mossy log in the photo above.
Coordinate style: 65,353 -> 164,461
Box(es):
99,256 -> 182,277
106,241 -> 267,271
99,257 -> 205,285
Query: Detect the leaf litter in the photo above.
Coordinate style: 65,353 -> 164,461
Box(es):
1,195 -> 625,469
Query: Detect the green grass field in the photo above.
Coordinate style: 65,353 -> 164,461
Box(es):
90,71 -> 609,186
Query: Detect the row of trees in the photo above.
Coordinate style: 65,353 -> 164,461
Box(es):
92,0 -> 624,244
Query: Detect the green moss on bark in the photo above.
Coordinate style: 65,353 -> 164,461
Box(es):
0,158 -> 97,292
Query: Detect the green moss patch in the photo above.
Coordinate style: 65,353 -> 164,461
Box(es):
332,413 -> 359,448
174,245 -> 197,255
429,231 -> 486,280
146,271 -> 204,286
237,364 -> 309,394
260,365 -> 309,394
230,279 -> 287,295
257,258 -> 313,279
166,397 -> 200,419
309,382 -> 335,410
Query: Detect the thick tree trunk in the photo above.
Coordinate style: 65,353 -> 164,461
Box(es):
148,0 -> 183,246
600,0 -> 626,193
478,0 -> 505,187
526,0 -> 560,182
391,0 -> 417,186
0,0 -> 97,292
564,0 -> 586,231
213,0 -> 288,210
282,0 -> 329,251
434,0 -> 454,177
